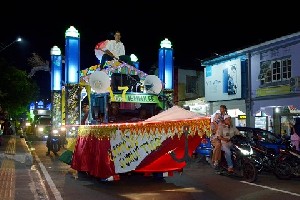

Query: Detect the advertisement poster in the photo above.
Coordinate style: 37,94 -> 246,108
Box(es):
205,58 -> 241,101
255,116 -> 267,130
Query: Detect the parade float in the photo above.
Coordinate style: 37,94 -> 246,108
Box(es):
51,26 -> 210,181
71,106 -> 210,181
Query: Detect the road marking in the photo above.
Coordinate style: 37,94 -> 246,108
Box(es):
34,154 -> 63,200
29,164 -> 50,200
240,181 -> 300,197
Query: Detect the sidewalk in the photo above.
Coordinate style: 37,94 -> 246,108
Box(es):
0,135 -> 37,200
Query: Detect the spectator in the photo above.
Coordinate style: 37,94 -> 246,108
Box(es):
211,105 -> 228,168
217,115 -> 240,172
81,104 -> 91,125
291,125 -> 300,151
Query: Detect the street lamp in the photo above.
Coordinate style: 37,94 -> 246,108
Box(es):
0,37 -> 22,53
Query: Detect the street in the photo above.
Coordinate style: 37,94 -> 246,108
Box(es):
28,140 -> 300,200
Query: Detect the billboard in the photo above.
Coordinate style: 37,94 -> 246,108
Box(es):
204,58 -> 241,101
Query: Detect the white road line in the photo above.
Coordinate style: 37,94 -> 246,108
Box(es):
34,154 -> 63,200
240,181 -> 300,197
28,165 -> 50,200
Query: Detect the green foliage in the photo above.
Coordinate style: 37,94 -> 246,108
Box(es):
0,58 -> 40,119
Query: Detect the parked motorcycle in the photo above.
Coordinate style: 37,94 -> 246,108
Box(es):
193,133 -> 212,163
250,142 -> 278,173
274,141 -> 300,179
215,135 -> 258,183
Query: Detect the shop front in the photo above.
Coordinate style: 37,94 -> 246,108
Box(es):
252,95 -> 300,136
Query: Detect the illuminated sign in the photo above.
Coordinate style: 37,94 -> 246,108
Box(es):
238,115 -> 246,119
204,58 -> 242,101
111,93 -> 160,103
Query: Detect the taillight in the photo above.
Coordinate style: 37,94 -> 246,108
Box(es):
201,139 -> 208,144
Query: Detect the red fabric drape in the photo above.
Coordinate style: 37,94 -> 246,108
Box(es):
71,136 -> 117,179
134,132 -> 201,172
71,132 -> 202,179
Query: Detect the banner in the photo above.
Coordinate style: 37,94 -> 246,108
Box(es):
110,129 -> 167,173
110,93 -> 160,103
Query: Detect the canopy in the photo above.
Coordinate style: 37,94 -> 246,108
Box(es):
145,105 -> 202,122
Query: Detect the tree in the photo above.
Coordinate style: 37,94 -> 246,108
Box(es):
27,53 -> 50,78
0,58 -> 40,119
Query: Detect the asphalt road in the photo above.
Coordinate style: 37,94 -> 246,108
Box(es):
29,140 -> 300,200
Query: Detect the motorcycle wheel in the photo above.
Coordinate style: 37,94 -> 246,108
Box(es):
274,162 -> 292,180
242,161 -> 257,183
52,143 -> 60,153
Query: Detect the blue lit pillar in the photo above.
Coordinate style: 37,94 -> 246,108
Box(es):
65,26 -> 81,138
158,38 -> 173,89
50,46 -> 62,129
65,26 -> 80,84
158,38 -> 174,109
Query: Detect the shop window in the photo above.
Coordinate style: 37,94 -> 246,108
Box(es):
186,76 -> 198,94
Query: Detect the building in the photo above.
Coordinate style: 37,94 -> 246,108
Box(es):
202,32 -> 300,134
175,67 -> 208,115
202,55 -> 248,127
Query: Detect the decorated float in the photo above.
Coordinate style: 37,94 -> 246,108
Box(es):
53,27 -> 210,181
71,106 -> 210,181
68,56 -> 210,180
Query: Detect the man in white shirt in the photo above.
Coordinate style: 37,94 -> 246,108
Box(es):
100,31 -> 131,68
217,115 -> 240,172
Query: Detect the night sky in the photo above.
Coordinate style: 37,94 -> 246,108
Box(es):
1,1 -> 300,99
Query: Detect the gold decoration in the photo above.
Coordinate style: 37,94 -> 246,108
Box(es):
77,118 -> 210,139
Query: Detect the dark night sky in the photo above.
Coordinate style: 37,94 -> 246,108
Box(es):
1,1 -> 300,99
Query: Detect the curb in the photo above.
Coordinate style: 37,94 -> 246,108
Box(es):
0,136 -> 33,166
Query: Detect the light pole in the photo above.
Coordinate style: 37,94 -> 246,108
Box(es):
0,37 -> 22,53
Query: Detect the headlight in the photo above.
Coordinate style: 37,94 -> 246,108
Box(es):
237,146 -> 253,155
38,127 -> 44,132
52,129 -> 59,134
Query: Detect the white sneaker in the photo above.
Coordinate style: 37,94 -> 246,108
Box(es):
213,161 -> 218,167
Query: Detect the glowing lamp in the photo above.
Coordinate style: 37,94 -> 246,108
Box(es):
50,46 -> 61,56
160,38 -> 172,48
130,54 -> 138,62
65,26 -> 80,38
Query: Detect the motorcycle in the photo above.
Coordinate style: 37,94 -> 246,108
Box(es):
47,129 -> 61,155
273,140 -> 300,179
215,135 -> 258,183
193,133 -> 212,163
249,142 -> 278,174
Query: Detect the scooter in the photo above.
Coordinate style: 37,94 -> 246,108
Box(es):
215,135 -> 258,183
193,133 -> 212,163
